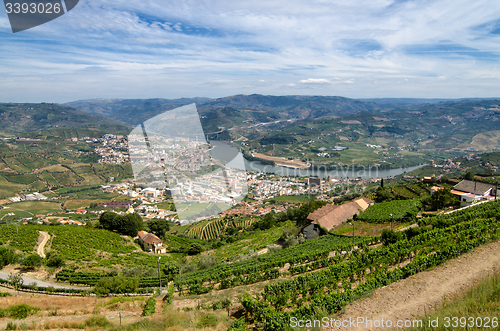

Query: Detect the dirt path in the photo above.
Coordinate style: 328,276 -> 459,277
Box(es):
37,231 -> 50,258
325,240 -> 500,331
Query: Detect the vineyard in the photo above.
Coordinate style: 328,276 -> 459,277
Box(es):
185,217 -> 256,240
55,234 -> 376,294
356,198 -> 422,223
0,224 -> 143,268
234,199 -> 500,330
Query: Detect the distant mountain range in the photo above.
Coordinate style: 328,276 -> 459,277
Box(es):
65,95 -> 500,128
0,102 -> 130,134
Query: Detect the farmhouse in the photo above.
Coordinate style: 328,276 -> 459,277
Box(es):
303,198 -> 374,239
451,180 -> 498,207
137,231 -> 166,254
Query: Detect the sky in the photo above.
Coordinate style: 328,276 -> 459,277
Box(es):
0,0 -> 500,103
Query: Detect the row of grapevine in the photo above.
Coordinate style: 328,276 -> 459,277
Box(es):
357,199 -> 422,223
240,211 -> 500,330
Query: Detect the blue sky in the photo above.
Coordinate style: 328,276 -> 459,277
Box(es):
0,0 -> 499,102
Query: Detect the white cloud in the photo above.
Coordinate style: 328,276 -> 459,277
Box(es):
0,0 -> 499,101
298,78 -> 331,84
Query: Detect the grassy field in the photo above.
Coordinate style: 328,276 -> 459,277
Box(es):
268,195 -> 310,204
5,201 -> 62,215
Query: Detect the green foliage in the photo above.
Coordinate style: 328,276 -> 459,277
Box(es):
162,284 -> 174,305
45,253 -> 65,268
148,219 -> 170,239
5,322 -> 17,330
374,186 -> 394,202
0,246 -> 17,268
0,304 -> 41,319
429,187 -> 458,210
22,254 -> 43,269
228,318 -> 248,331
198,255 -> 219,270
253,211 -> 276,230
279,199 -> 327,227
0,291 -> 11,297
141,297 -> 156,316
94,276 -> 139,295
162,260 -> 179,275
196,313 -> 218,328
464,170 -> 476,180
381,229 -> 402,246
357,199 -> 422,223
99,211 -> 143,236
8,273 -> 23,290
188,243 -> 204,256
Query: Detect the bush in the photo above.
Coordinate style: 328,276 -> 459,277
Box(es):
22,254 -> 43,269
46,254 -> 65,268
94,276 -> 139,295
84,315 -> 110,327
188,243 -> 204,256
141,297 -> 156,316
196,313 -> 218,328
381,229 -> 402,246
7,304 -> 40,319
198,255 -> 218,270
0,247 -> 17,269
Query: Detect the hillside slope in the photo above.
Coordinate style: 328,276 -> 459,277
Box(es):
0,103 -> 130,134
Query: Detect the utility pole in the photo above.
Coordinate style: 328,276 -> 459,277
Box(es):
390,213 -> 394,231
474,180 -> 477,204
348,222 -> 355,248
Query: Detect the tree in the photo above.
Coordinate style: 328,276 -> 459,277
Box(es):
188,243 -> 204,256
198,255 -> 218,270
430,188 -> 457,210
148,219 -> 170,239
374,187 -> 393,202
121,213 -> 143,237
0,247 -> 17,269
8,273 -> 23,291
22,254 -> 43,269
254,212 -> 276,230
464,170 -> 475,181
99,211 -> 118,230
99,212 -> 143,236
162,260 -> 179,275
94,276 -> 139,295
46,253 -> 65,268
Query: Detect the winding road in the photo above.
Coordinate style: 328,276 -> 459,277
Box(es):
0,272 -> 77,290
37,231 -> 50,258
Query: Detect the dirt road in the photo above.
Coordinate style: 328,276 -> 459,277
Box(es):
36,231 -> 50,258
325,240 -> 500,331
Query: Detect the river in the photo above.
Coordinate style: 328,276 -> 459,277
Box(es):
208,141 -> 424,179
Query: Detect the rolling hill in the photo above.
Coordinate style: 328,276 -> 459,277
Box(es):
0,102 -> 130,134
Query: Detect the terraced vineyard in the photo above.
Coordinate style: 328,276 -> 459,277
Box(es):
238,200 -> 500,330
185,217 -> 256,240
357,198 -> 422,223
